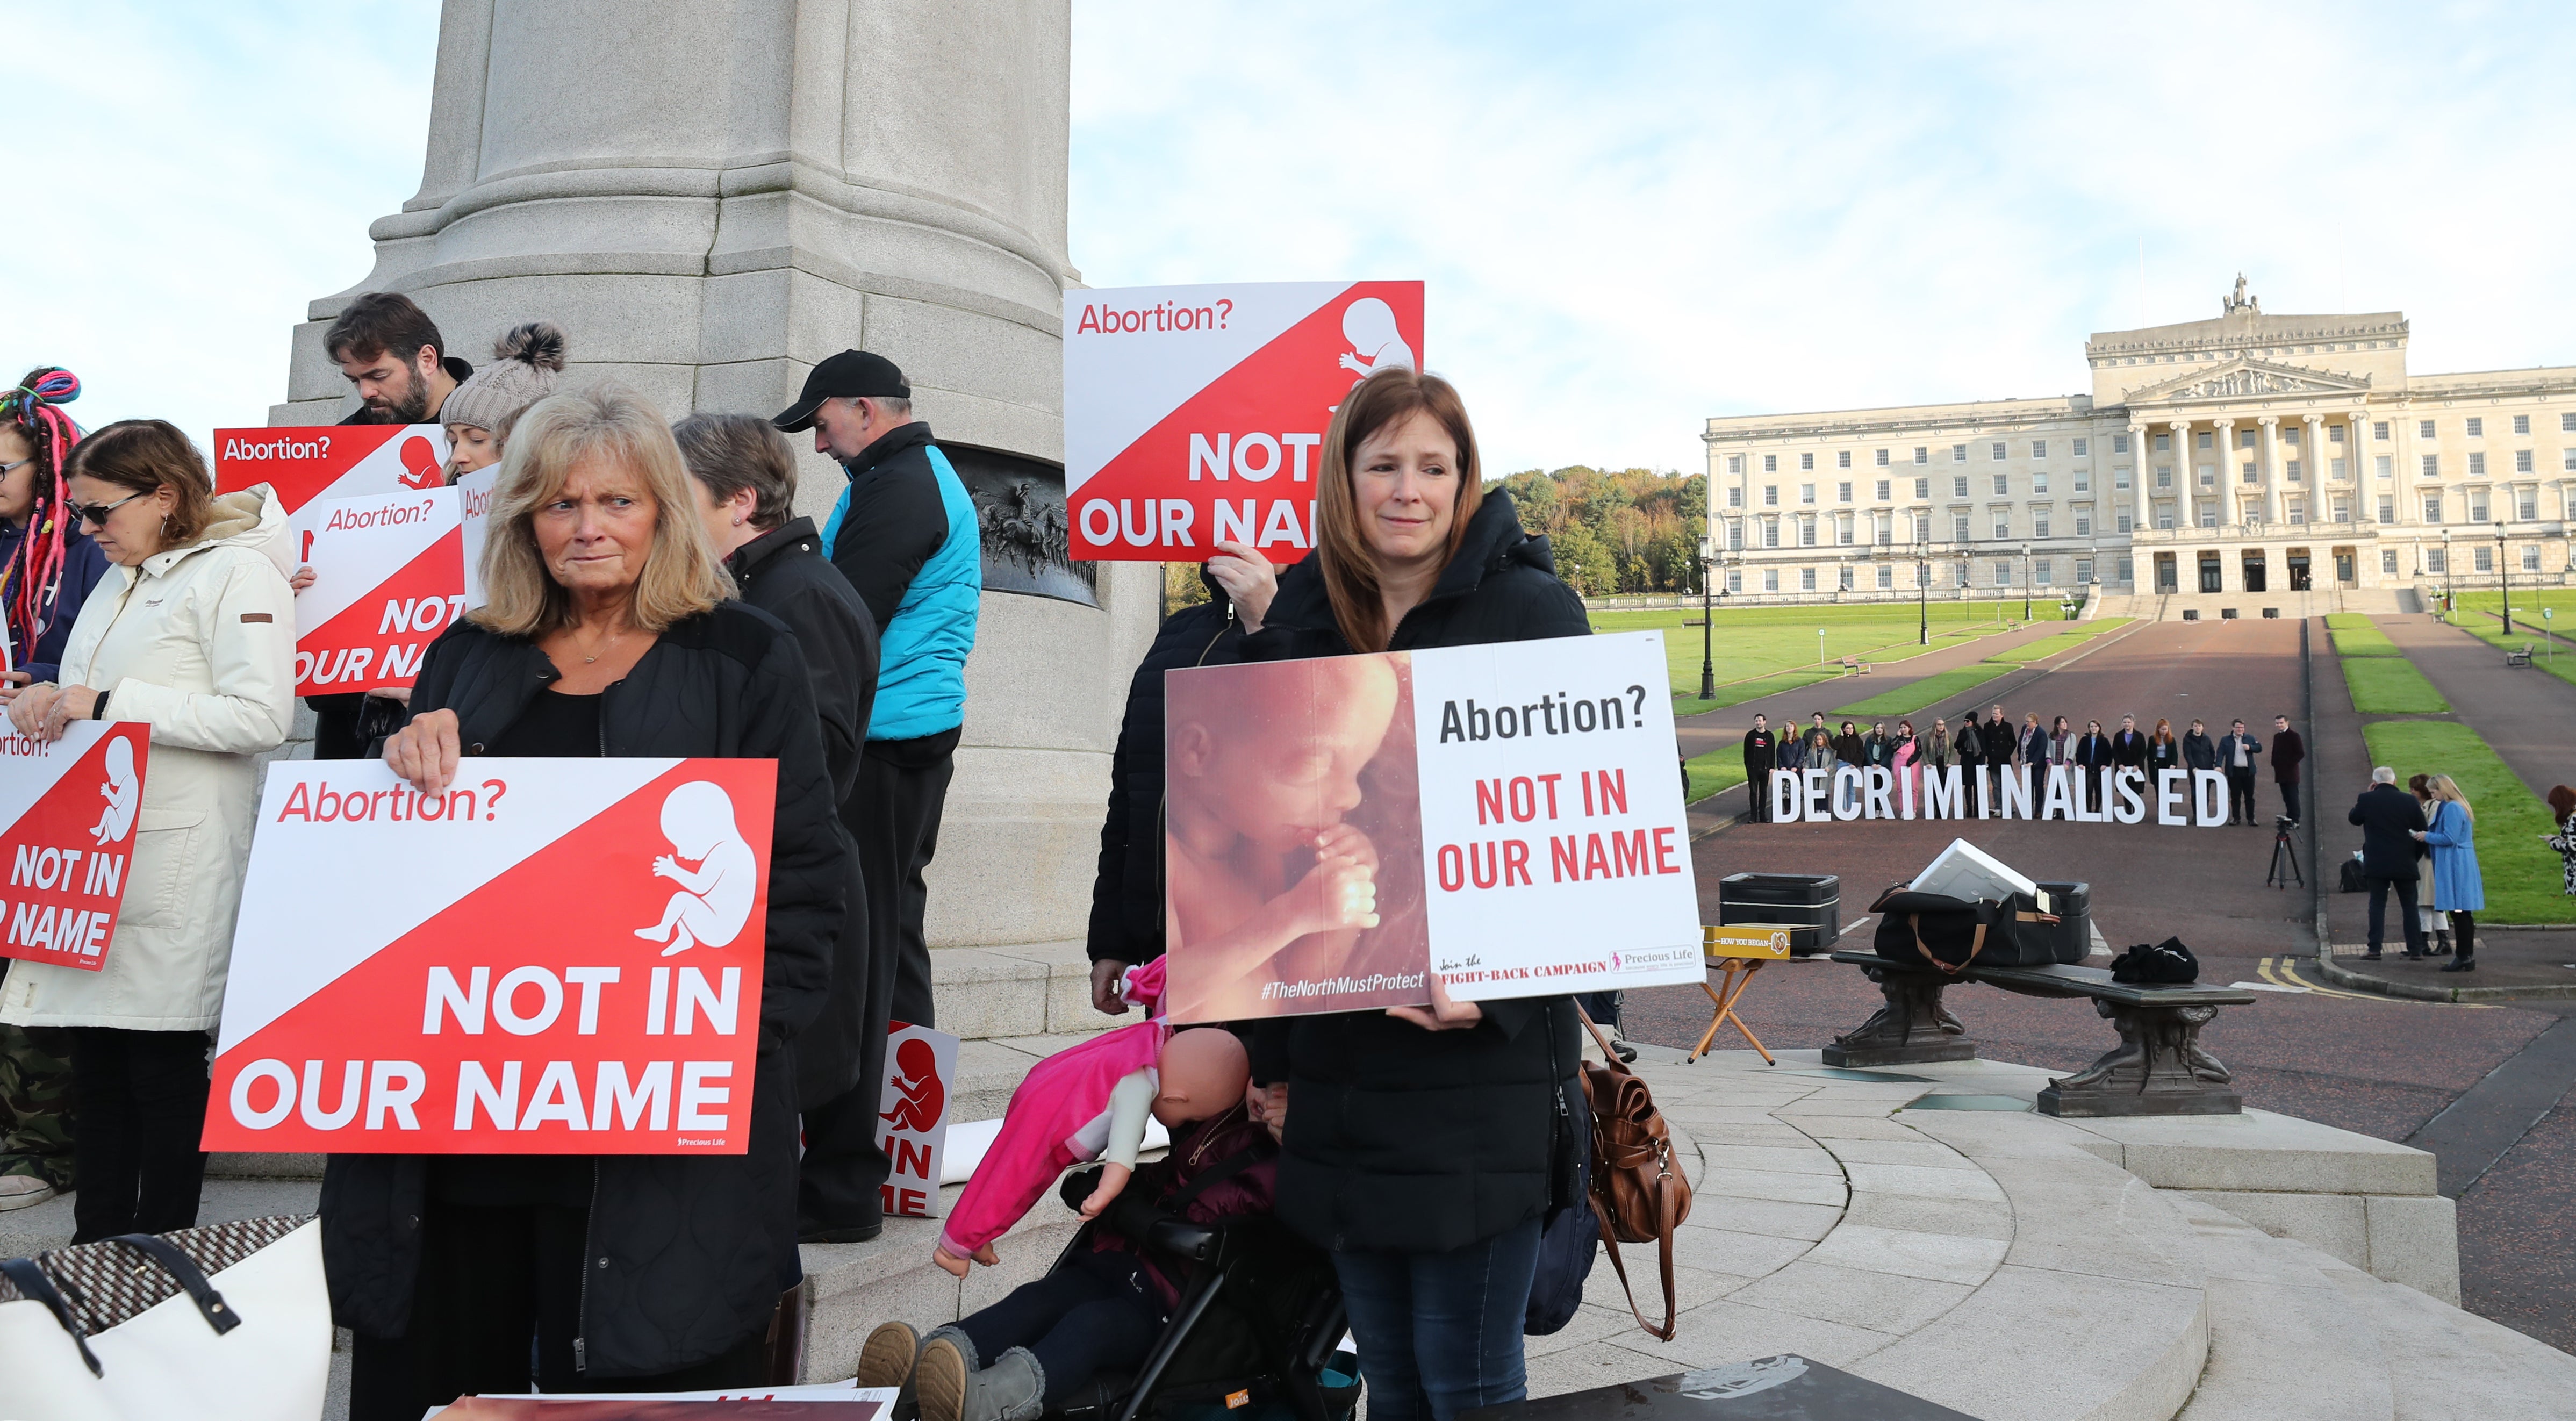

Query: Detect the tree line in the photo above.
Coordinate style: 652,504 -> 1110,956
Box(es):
1160,465 -> 1706,608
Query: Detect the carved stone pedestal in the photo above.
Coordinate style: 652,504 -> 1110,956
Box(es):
1822,963 -> 1978,1067
2036,999 -> 2242,1117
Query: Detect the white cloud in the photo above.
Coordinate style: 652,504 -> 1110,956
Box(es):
0,2 -> 438,451
1071,2 -> 2576,475
9,0 -> 2571,486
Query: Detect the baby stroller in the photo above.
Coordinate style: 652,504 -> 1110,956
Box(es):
1042,1164 -> 1359,1421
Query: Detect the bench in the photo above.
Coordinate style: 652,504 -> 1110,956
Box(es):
2506,643 -> 2536,668
1823,950 -> 2258,1117
1838,656 -> 1872,676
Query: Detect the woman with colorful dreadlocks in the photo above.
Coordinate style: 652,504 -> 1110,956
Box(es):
0,369 -> 106,1216
0,369 -> 110,685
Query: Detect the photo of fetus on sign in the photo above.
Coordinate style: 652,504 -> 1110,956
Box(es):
1163,653 -> 1431,1022
634,780 -> 757,957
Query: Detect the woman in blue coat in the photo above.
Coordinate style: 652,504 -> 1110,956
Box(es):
2415,775 -> 2485,973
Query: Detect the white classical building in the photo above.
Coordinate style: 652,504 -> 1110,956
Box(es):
1703,279 -> 2576,613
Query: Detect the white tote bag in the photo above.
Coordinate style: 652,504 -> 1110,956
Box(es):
0,1214 -> 330,1421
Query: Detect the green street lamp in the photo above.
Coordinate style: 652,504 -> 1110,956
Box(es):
1697,536 -> 1718,701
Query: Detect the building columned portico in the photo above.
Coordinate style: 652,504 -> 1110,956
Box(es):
1703,279 -> 2576,613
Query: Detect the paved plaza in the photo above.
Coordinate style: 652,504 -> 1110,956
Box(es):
1655,613 -> 2576,1360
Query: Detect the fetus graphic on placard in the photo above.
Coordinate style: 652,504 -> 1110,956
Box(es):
633,780 -> 756,957
92,735 -> 139,846
1337,298 -> 1416,383
880,1037 -> 946,1133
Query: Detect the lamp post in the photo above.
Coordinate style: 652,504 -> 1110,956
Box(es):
2020,542 -> 2033,622
1917,550 -> 1931,644
2497,522 -> 2512,635
2442,528 -> 2453,621
1697,536 -> 1717,701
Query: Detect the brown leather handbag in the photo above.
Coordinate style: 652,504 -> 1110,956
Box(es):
1575,1004 -> 1694,1340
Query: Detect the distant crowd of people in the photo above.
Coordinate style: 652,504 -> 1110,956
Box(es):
1739,703 -> 2307,824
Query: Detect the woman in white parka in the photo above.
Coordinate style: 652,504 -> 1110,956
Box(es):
0,419 -> 295,1243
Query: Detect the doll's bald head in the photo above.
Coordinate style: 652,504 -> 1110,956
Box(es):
1154,1028 -> 1251,1128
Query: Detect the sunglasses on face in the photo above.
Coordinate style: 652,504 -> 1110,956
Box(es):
71,490 -> 147,528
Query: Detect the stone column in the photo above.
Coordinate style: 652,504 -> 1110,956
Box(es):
270,0 -> 1161,991
2128,419 -> 2150,535
2257,415 -> 2283,528
2302,414 -> 2326,525
2168,420 -> 2192,530
2212,418 -> 2237,527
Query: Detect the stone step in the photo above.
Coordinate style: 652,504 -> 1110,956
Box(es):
2166,1193 -> 2395,1421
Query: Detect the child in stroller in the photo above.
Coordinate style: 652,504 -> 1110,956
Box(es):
864,1093 -> 1281,1421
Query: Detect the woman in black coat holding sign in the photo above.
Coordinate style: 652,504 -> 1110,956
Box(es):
321,385 -> 845,1419
1239,368 -> 1588,1421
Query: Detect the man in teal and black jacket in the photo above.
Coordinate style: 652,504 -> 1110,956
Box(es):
776,349 -> 981,1243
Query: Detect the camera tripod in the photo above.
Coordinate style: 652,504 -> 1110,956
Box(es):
2267,818 -> 2304,890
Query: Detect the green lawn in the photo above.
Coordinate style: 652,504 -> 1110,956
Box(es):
2359,720 -> 2570,924
1985,618 -> 2135,663
2343,657 -> 2450,714
2446,615 -> 2576,690
2330,625 -> 2405,658
1670,668 -> 1842,717
1683,745 -> 1750,805
1605,601 -> 2051,708
1833,662 -> 2019,716
2451,588 -> 2576,628
2325,612 -> 2377,631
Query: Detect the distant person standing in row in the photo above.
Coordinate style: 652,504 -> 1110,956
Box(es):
2109,714 -> 2147,774
2046,715 -> 2077,766
1741,713 -> 1776,822
2417,776 -> 2482,973
2148,719 -> 2180,777
2217,718 -> 2262,824
2182,719 -> 2217,778
2074,718 -> 2111,773
1953,711 -> 1985,797
2272,714 -> 2306,824
310,293 -> 473,761
775,351 -> 982,1245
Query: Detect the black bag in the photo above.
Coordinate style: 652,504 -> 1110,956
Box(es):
1869,886 -> 2058,972
2109,937 -> 2199,984
2338,856 -> 2368,894
1524,1072 -> 1597,1336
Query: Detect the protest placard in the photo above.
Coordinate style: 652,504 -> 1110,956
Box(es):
1162,631 -> 1699,1023
1770,764 -> 2232,828
877,1021 -> 957,1218
455,464 -> 499,607
0,722 -> 150,973
213,424 -> 452,550
1063,280 -> 1424,563
292,487 -> 465,695
205,758 -> 776,1154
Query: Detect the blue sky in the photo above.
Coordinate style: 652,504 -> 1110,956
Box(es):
8,2 -> 2573,476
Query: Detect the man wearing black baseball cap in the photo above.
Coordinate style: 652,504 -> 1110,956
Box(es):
776,350 -> 982,1243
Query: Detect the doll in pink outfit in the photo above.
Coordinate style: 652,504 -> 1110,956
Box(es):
931,960 -> 1250,1276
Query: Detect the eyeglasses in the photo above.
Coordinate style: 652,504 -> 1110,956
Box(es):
0,458 -> 28,477
70,490 -> 147,528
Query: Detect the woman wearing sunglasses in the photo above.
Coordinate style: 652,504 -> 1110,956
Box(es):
0,418 -> 295,1245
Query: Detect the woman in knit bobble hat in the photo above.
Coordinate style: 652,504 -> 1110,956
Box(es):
440,321 -> 568,478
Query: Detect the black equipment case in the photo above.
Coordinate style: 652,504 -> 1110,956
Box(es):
2033,880 -> 2091,964
1717,873 -> 1840,955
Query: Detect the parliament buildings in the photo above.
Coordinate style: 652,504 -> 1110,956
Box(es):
1702,279 -> 2575,611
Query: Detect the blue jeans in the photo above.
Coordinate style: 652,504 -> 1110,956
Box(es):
953,1249 -> 1164,1403
1332,1219 -> 1542,1421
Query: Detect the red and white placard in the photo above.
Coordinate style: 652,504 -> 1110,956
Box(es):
206,758 -> 777,1154
1063,281 -> 1424,563
0,722 -> 150,973
876,1021 -> 957,1218
214,424 -> 452,566
293,488 -> 466,695
455,465 -> 500,608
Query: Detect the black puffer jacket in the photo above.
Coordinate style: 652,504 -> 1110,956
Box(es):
727,518 -> 882,1106
1242,490 -> 1590,1254
319,601 -> 844,1377
1086,569 -> 1257,968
